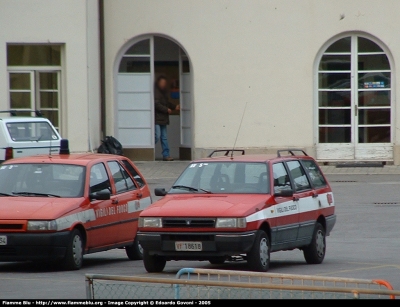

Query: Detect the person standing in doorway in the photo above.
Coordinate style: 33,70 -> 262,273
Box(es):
154,75 -> 180,161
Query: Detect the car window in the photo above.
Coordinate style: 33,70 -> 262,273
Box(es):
90,163 -> 111,195
6,121 -> 59,142
301,159 -> 327,189
0,163 -> 84,198
272,162 -> 292,193
171,162 -> 269,194
286,160 -> 311,191
121,159 -> 145,188
119,163 -> 137,190
107,161 -> 136,194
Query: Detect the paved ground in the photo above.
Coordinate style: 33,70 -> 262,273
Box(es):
320,164 -> 400,175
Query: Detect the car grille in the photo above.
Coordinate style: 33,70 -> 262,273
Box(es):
0,247 -> 17,256
162,234 -> 214,241
162,218 -> 216,228
0,224 -> 23,230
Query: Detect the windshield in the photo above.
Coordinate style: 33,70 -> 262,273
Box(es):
170,162 -> 270,194
0,163 -> 85,198
6,122 -> 59,142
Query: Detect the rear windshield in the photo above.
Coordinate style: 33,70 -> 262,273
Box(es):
0,163 -> 85,198
6,122 -> 59,142
170,161 -> 270,194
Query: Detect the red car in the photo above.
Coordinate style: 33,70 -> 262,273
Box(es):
138,149 -> 336,272
0,140 -> 152,270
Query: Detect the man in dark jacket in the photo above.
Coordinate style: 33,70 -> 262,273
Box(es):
154,75 -> 180,161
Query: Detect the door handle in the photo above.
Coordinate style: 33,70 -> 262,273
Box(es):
112,198 -> 119,204
293,196 -> 300,201
137,192 -> 143,199
312,193 -> 318,198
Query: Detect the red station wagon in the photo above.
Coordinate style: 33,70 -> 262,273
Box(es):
0,140 -> 152,270
137,149 -> 336,272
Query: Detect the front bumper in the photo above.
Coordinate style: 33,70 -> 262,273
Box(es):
0,231 -> 71,261
137,231 -> 257,260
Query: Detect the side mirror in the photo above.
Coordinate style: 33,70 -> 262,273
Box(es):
154,188 -> 167,196
90,190 -> 111,201
274,188 -> 294,197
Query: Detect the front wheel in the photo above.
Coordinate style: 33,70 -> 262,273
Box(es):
246,230 -> 270,272
143,250 -> 166,273
125,237 -> 143,260
303,222 -> 326,264
62,229 -> 84,270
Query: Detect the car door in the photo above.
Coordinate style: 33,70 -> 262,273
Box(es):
121,158 -> 153,209
86,162 -> 120,249
271,162 -> 299,249
285,160 -> 315,246
300,158 -> 333,236
106,160 -> 142,245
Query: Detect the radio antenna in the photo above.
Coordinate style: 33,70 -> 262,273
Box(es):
231,99 -> 249,158
48,127 -> 53,158
49,133 -> 52,158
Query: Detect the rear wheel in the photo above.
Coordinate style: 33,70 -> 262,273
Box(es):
125,237 -> 143,260
303,222 -> 326,264
246,230 -> 270,272
62,229 -> 84,270
143,250 -> 166,273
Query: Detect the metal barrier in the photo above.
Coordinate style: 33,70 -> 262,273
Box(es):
176,268 -> 397,299
85,269 -> 400,300
85,275 -> 176,300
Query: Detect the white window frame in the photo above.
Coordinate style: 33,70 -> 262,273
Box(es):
7,66 -> 62,132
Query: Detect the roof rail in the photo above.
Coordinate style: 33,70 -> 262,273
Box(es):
207,149 -> 245,158
0,110 -> 43,117
277,149 -> 308,157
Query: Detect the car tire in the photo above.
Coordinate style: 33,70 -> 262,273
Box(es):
303,222 -> 326,264
125,237 -> 143,260
246,230 -> 270,272
208,257 -> 226,265
143,250 -> 166,273
62,229 -> 84,270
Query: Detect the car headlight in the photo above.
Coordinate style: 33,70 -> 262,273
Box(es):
216,218 -> 246,228
139,217 -> 162,228
27,220 -> 57,231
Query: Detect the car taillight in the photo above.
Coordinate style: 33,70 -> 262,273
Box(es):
5,147 -> 13,160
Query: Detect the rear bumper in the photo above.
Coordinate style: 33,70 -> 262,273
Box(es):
0,231 -> 70,261
137,231 -> 256,260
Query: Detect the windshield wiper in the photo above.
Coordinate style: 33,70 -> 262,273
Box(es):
12,191 -> 61,198
171,185 -> 212,194
199,188 -> 212,194
172,185 -> 198,192
0,192 -> 14,197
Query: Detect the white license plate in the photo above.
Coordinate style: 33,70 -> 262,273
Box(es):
0,236 -> 7,245
175,241 -> 202,251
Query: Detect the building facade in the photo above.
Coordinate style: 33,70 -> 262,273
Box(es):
0,0 -> 101,153
2,0 -> 400,164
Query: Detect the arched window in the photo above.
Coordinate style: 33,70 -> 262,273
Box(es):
317,35 -> 392,160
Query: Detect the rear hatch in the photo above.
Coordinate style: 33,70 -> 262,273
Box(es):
4,120 -> 61,158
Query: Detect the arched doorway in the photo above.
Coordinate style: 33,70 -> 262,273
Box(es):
316,34 -> 393,161
115,36 -> 192,160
